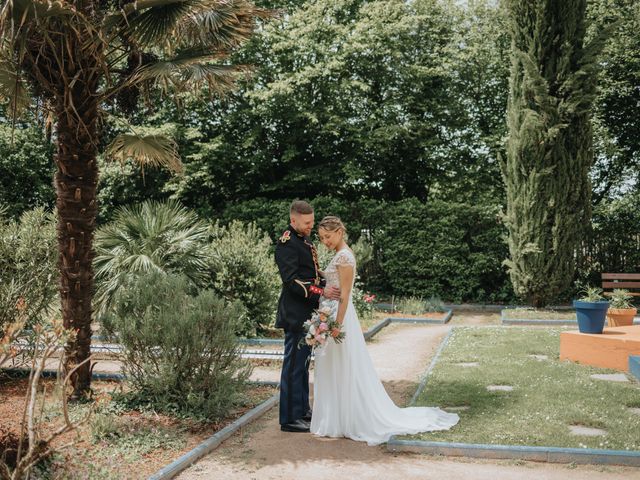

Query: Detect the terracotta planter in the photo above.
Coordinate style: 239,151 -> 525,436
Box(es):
607,307 -> 637,327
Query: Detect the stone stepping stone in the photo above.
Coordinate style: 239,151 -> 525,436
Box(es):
456,362 -> 479,367
590,373 -> 629,383
444,405 -> 470,412
487,385 -> 513,392
569,425 -> 607,437
528,354 -> 548,361
628,407 -> 640,416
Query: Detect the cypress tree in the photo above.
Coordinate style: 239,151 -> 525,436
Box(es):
502,0 -> 608,307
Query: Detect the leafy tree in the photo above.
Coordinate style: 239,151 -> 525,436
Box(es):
155,0 -> 504,210
0,125 -> 54,217
502,0 -> 609,306
588,0 -> 640,202
0,0 -> 271,396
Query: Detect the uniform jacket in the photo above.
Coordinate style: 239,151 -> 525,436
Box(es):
274,225 -> 325,332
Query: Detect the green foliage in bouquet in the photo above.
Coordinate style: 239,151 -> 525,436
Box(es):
0,207 -> 57,334
104,273 -> 252,421
206,221 -> 280,337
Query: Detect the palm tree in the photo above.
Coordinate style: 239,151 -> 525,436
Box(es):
0,0 -> 271,397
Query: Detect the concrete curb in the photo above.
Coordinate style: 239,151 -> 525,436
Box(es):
409,328 -> 454,406
147,392 -> 279,480
387,325 -> 640,466
363,317 -> 392,341
240,310 -> 453,357
500,308 -> 577,326
0,367 -> 279,389
630,356 -> 640,382
386,440 -> 640,466
239,338 -> 284,346
501,318 -> 578,326
389,309 -> 453,325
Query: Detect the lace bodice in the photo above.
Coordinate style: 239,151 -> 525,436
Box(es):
323,248 -> 356,289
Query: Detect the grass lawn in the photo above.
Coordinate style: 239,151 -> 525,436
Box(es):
502,308 -> 576,320
410,326 -> 640,450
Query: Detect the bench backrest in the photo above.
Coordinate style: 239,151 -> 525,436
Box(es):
601,273 -> 640,296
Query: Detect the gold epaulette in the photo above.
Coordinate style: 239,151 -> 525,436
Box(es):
279,230 -> 291,243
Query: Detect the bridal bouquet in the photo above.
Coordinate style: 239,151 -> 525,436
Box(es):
302,301 -> 345,350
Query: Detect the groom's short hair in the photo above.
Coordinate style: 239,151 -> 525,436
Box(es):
290,200 -> 314,215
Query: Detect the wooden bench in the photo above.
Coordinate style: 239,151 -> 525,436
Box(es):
601,273 -> 640,296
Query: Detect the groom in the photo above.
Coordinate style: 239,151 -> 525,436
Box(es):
275,200 -> 340,433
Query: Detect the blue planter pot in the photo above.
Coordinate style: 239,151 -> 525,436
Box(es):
573,300 -> 610,334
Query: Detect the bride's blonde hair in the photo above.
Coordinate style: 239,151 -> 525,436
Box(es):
318,216 -> 347,235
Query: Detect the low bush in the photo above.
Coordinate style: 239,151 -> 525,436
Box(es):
206,221 -> 280,337
104,273 -> 252,421
0,207 -> 57,335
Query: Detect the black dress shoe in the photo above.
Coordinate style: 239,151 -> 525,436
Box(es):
280,419 -> 310,433
302,410 -> 312,422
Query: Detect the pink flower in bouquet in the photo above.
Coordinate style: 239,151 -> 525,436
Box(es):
315,334 -> 325,344
319,322 -> 328,332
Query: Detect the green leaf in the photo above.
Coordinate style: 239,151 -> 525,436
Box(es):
105,133 -> 183,174
131,50 -> 247,92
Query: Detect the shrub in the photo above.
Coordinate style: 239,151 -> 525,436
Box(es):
104,273 -> 252,421
352,284 -> 375,322
379,199 -> 513,302
0,207 -> 57,335
424,295 -> 446,312
206,221 -> 280,337
397,296 -> 427,315
94,200 -> 210,322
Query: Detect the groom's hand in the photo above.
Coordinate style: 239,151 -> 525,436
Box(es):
324,286 -> 341,300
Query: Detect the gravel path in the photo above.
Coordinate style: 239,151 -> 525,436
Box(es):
175,321 -> 639,480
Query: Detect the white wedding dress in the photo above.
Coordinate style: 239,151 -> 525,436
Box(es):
311,248 -> 459,445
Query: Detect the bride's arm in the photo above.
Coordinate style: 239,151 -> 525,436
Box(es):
335,264 -> 355,325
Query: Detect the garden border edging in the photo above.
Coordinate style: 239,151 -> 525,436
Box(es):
240,309 -> 454,347
147,392 -> 279,480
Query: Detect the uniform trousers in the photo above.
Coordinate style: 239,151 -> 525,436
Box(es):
279,330 -> 312,424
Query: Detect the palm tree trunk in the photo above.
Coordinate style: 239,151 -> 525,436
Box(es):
54,90 -> 99,398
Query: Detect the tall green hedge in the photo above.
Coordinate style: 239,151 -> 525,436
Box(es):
378,199 -> 511,302
219,197 -> 513,302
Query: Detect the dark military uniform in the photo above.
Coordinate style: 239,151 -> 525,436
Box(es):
274,225 -> 325,426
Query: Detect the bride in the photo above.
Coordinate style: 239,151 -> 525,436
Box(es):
311,216 -> 459,445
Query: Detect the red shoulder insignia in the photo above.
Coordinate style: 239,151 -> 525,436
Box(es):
279,230 -> 291,243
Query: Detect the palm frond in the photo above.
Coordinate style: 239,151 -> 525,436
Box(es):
1,0 -> 76,30
131,49 -> 249,93
103,0 -> 203,48
105,133 -> 183,174
177,0 -> 275,51
0,58 -> 30,117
